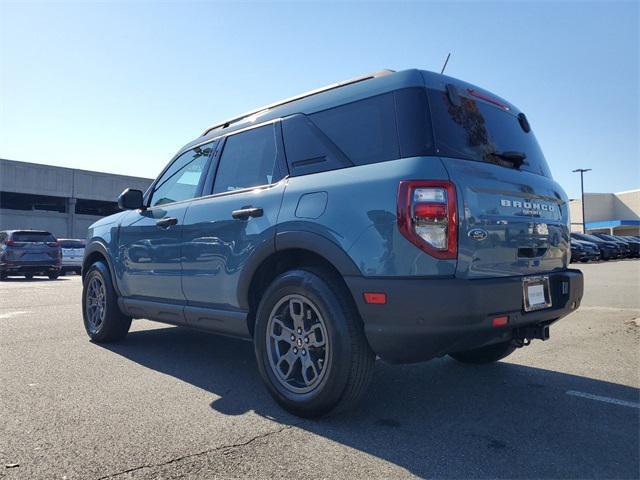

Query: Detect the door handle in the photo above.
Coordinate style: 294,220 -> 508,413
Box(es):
231,207 -> 263,220
156,217 -> 178,228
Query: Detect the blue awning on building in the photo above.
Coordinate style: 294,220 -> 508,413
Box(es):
586,220 -> 640,229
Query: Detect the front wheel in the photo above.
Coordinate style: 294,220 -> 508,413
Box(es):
254,269 -> 375,418
82,261 -> 131,342
449,341 -> 516,364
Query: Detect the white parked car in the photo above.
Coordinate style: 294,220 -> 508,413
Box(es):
59,239 -> 85,275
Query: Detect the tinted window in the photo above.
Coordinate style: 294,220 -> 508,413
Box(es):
282,114 -> 352,176
213,125 -> 278,194
59,240 -> 86,248
427,88 -> 552,177
310,93 -> 399,165
12,232 -> 56,242
151,143 -> 213,207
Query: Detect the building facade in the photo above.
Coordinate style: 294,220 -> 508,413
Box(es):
0,159 -> 153,239
569,189 -> 640,234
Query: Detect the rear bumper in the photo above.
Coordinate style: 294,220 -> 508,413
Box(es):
345,269 -> 583,364
0,262 -> 60,274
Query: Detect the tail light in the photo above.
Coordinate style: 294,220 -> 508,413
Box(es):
397,180 -> 457,259
4,240 -> 14,246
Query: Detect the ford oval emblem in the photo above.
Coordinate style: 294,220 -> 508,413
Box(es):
468,228 -> 488,241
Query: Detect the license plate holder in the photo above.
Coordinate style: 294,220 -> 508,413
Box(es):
523,276 -> 552,312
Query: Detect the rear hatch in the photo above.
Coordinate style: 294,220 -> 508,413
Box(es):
425,83 -> 570,279
8,231 -> 60,264
60,240 -> 86,262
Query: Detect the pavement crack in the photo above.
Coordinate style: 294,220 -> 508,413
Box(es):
95,423 -> 299,479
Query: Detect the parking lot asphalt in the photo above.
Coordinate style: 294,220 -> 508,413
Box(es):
1,261 -> 639,479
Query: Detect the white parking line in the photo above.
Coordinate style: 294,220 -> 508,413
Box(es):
566,390 -> 640,409
0,311 -> 28,319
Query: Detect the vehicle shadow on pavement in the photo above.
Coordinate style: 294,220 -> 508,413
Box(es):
100,326 -> 640,479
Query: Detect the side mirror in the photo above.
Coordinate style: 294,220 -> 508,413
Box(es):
118,188 -> 144,210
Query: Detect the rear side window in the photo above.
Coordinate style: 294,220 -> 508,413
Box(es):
12,232 -> 56,243
310,93 -> 399,166
213,125 -> 279,194
427,88 -> 552,177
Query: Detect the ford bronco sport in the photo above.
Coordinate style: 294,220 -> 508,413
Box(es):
81,69 -> 583,417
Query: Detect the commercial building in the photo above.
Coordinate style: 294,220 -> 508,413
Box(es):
569,189 -> 640,235
0,158 -> 153,239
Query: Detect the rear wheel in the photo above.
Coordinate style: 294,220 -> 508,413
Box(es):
449,341 -> 516,364
254,269 -> 375,418
24,273 -> 34,280
0,272 -> 7,281
48,271 -> 59,280
82,261 -> 131,342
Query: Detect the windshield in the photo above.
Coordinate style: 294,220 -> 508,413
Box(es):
580,234 -> 606,242
427,88 -> 552,177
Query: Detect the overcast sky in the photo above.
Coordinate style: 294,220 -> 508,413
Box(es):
1,1 -> 638,198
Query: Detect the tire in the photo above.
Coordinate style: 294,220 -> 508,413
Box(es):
48,271 -> 60,280
24,273 -> 34,280
254,268 -> 375,418
82,261 -> 131,342
449,341 -> 516,364
0,272 -> 7,281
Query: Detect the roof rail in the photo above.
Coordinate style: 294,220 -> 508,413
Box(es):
200,69 -> 396,136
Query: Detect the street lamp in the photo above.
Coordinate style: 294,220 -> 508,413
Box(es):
572,168 -> 592,233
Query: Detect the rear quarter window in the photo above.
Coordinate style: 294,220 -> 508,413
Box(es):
310,93 -> 400,166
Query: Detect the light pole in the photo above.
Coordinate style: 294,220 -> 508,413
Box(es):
572,168 -> 592,233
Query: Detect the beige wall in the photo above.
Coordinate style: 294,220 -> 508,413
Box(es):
569,189 -> 640,234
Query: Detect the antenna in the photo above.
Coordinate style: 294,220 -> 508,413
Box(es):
440,52 -> 451,74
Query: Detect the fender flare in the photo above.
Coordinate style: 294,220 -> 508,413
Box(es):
83,241 -> 122,296
236,229 -> 362,311
275,230 -> 361,276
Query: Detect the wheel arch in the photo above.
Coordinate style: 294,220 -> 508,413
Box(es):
242,231 -> 362,337
82,241 -> 121,296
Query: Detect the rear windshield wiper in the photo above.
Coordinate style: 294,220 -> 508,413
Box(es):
486,151 -> 528,168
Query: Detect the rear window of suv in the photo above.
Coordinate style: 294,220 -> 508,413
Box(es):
426,88 -> 552,177
59,240 -> 86,248
12,232 -> 56,243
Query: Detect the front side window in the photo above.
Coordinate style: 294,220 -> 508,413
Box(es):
213,125 -> 278,194
150,143 -> 214,207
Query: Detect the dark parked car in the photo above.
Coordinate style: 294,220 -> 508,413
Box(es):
611,235 -> 640,258
571,233 -> 620,260
571,239 -> 600,262
80,69 -> 583,417
570,241 -> 587,263
592,233 -> 633,258
0,230 -> 61,280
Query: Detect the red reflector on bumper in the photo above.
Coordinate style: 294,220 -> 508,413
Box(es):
364,292 -> 387,304
492,316 -> 509,327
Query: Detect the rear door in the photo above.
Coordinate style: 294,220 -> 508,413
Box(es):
425,86 -> 570,279
181,122 -> 287,335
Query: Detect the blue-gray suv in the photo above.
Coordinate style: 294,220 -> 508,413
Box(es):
81,69 -> 584,417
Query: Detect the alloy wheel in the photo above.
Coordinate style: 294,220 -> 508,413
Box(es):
266,294 -> 330,394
